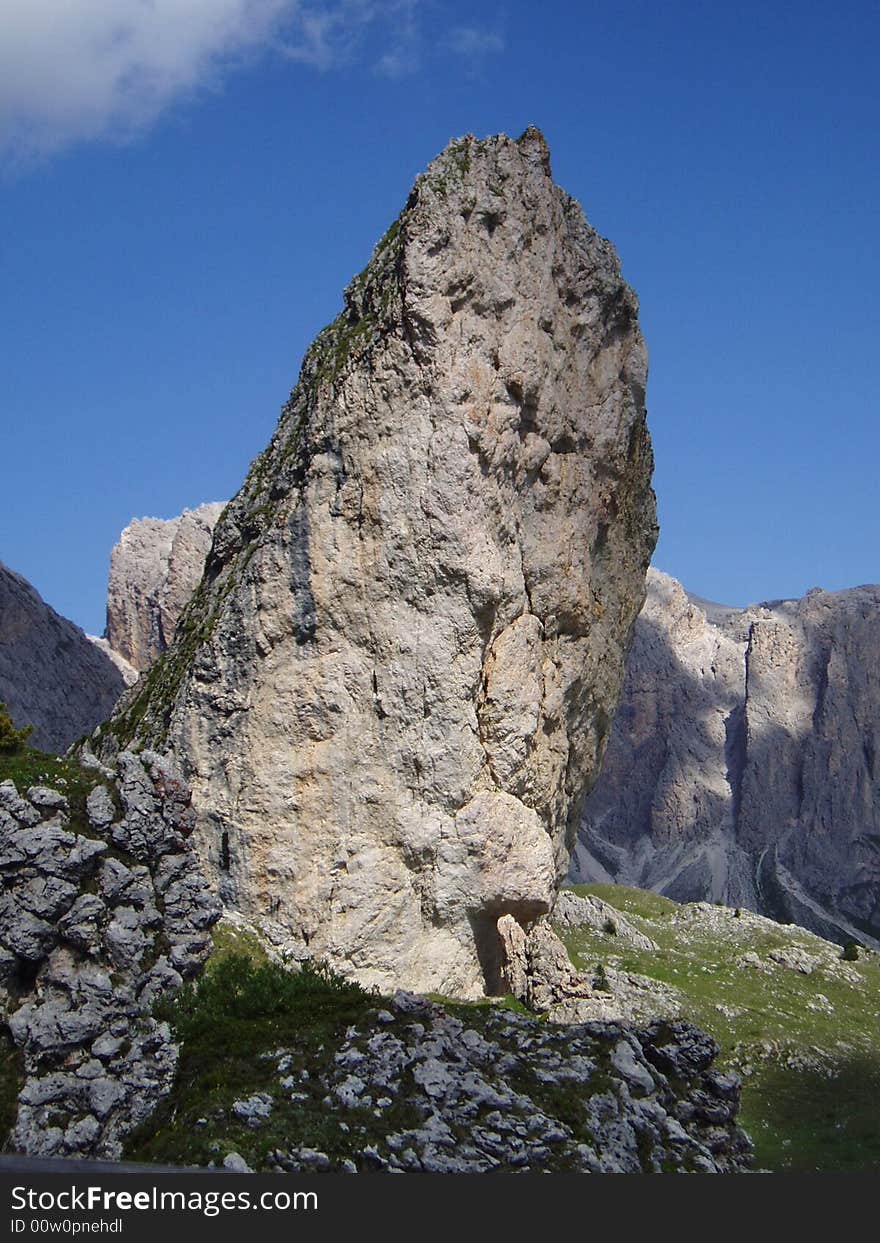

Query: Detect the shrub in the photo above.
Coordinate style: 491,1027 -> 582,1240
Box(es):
155,953 -> 373,1045
594,962 -> 612,992
0,703 -> 33,755
842,941 -> 861,962
602,917 -> 618,936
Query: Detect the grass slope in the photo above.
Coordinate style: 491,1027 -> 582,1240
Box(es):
559,884 -> 880,1173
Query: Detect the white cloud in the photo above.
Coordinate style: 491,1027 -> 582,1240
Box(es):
447,26 -> 504,58
281,0 -> 420,77
281,0 -> 364,70
0,2 -> 500,164
0,0 -> 298,160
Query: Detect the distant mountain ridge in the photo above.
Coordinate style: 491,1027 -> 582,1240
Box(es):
572,569 -> 880,949
0,562 -> 125,753
0,502 -> 224,754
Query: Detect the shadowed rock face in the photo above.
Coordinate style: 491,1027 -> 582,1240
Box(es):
573,569 -> 880,949
105,503 -> 226,672
0,564 -> 125,753
105,129 -> 657,996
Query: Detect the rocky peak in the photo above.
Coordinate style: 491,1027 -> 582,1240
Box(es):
105,502 -> 225,673
574,569 -> 880,948
103,130 -> 657,996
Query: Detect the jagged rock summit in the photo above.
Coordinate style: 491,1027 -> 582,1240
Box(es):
573,569 -> 880,949
105,502 -> 226,673
0,563 -> 126,754
104,129 -> 657,996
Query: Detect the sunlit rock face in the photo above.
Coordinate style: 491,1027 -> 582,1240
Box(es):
574,570 -> 880,950
106,129 -> 657,995
105,503 -> 226,673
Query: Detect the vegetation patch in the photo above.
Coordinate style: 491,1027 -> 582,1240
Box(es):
0,748 -> 112,835
124,951 -> 416,1169
124,921 -> 744,1174
559,884 -> 880,1173
0,703 -> 32,755
0,1028 -> 24,1147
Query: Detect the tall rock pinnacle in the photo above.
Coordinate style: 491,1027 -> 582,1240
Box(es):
104,129 -> 657,995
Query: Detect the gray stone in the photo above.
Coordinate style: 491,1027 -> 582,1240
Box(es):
89,1077 -> 126,1119
231,1093 -> 274,1123
104,907 -> 150,970
553,889 -> 658,951
0,945 -> 17,987
0,783 -> 41,826
0,896 -> 55,962
65,1116 -> 101,1148
86,785 -> 116,830
222,1152 -> 253,1173
1,752 -> 219,1162
91,1034 -> 125,1061
27,787 -> 69,813
58,894 -> 107,952
12,874 -> 79,923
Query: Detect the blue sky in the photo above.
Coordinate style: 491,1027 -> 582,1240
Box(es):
2,0 -> 878,635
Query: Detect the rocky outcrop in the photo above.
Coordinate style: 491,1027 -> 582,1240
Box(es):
0,751 -> 219,1158
0,563 -> 126,754
102,129 -> 657,997
105,503 -> 225,672
572,569 -> 880,948
497,912 -> 677,1024
553,889 -> 657,951
87,637 -> 139,688
228,993 -> 750,1173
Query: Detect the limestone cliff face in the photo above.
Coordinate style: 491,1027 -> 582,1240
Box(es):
106,130 -> 657,995
573,569 -> 880,949
0,563 -> 125,753
105,503 -> 225,672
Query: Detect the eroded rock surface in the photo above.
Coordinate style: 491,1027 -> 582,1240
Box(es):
0,563 -> 126,754
497,913 -> 678,1024
0,753 -> 219,1158
573,569 -> 880,948
105,503 -> 225,672
262,993 -> 750,1174
103,129 -> 657,997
